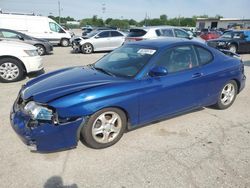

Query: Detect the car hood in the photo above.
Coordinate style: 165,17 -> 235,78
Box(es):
22,66 -> 126,103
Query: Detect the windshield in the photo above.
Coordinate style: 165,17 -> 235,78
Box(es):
86,31 -> 99,38
127,29 -> 147,37
94,45 -> 157,78
221,31 -> 232,38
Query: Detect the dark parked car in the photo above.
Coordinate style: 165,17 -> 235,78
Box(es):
207,30 -> 250,53
10,39 -> 245,152
0,28 -> 53,55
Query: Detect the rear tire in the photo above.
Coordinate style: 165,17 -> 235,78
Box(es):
0,58 -> 24,83
35,44 -> 46,56
60,38 -> 69,47
81,108 -> 127,149
214,80 -> 238,109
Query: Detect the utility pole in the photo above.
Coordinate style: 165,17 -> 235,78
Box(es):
58,1 -> 61,24
102,3 -> 106,21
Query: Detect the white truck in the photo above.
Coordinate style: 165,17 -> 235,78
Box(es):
0,40 -> 43,82
0,13 -> 73,46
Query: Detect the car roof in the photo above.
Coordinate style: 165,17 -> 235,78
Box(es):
130,26 -> 184,31
126,38 -> 202,49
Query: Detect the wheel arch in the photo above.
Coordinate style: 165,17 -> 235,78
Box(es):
0,55 -> 27,73
76,105 -> 131,141
232,78 -> 241,93
82,42 -> 94,52
60,38 -> 70,46
230,42 -> 239,49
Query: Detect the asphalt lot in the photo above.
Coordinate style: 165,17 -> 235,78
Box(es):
0,47 -> 250,188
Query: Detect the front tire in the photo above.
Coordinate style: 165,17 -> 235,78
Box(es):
229,44 -> 237,53
0,58 -> 24,83
81,108 -> 127,149
60,38 -> 69,47
81,43 -> 93,54
214,80 -> 238,109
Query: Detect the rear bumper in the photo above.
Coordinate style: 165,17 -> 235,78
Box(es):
10,103 -> 84,152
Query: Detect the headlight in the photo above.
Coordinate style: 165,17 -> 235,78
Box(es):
24,101 -> 53,121
24,50 -> 38,56
218,42 -> 226,46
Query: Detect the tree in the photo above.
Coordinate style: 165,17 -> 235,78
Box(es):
160,14 -> 168,21
128,19 -> 137,26
109,19 -> 129,29
105,18 -> 113,25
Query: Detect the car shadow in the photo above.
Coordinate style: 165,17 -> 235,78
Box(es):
70,50 -> 110,54
44,176 -> 78,188
244,60 -> 250,66
126,107 -> 205,133
27,69 -> 45,79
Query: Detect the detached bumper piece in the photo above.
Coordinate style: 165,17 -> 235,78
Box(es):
10,104 -> 84,152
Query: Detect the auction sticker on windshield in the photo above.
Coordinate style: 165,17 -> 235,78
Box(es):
137,49 -> 156,55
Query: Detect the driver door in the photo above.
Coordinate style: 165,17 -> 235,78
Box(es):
139,45 -> 204,124
92,31 -> 111,51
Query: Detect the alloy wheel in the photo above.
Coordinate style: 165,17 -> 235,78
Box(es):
91,111 -> 122,144
83,44 -> 93,54
36,46 -> 45,56
0,62 -> 20,81
220,83 -> 236,106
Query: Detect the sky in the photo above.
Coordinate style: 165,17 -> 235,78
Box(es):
0,0 -> 250,21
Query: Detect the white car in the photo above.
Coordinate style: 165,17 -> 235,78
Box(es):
71,30 -> 125,54
125,26 -> 205,43
0,40 -> 43,82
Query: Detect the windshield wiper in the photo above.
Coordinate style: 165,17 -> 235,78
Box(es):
91,65 -> 116,77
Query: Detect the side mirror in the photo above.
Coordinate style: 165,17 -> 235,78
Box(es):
18,35 -> 24,40
95,35 -> 100,39
149,66 -> 168,77
188,35 -> 193,40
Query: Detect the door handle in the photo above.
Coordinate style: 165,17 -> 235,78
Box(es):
192,73 -> 203,78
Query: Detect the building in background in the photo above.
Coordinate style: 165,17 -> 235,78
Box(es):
196,18 -> 250,30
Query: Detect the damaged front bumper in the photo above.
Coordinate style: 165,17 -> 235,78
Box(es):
10,101 -> 85,152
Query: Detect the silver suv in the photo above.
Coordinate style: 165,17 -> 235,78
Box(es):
125,26 -> 204,43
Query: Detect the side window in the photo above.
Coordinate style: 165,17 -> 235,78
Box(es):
222,31 -> 232,38
233,32 -> 244,39
156,45 -> 198,73
2,31 -> 18,38
49,22 -> 64,33
111,31 -> 123,37
195,46 -> 213,66
98,31 -> 110,38
174,29 -> 189,38
160,29 -> 174,37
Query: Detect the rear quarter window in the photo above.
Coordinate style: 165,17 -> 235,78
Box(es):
127,29 -> 147,37
195,46 -> 213,66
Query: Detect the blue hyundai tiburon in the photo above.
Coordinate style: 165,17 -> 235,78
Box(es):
10,39 -> 246,152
